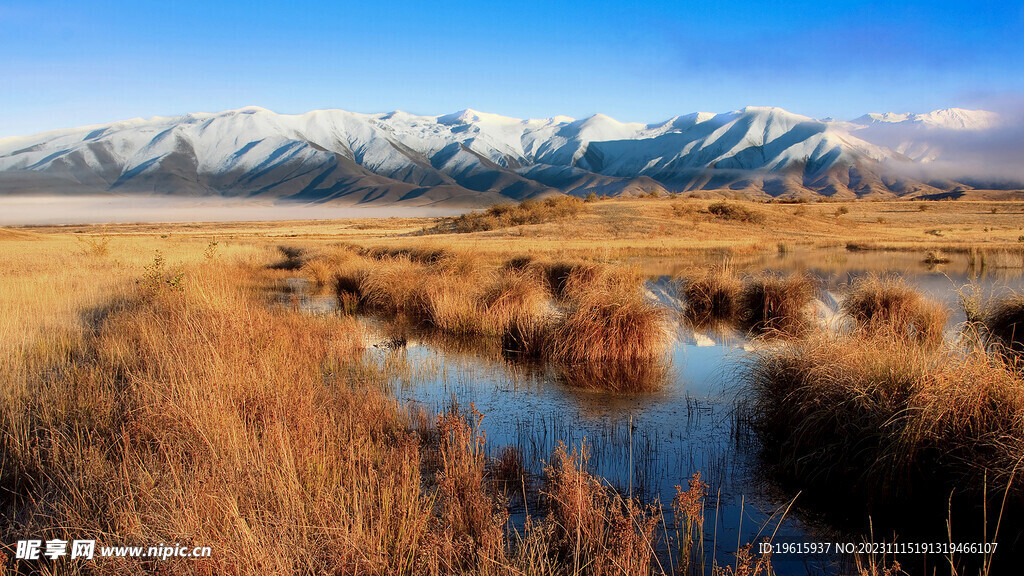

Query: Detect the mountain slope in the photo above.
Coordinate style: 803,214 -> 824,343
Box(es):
0,105 -> 1009,204
835,108 -> 1001,163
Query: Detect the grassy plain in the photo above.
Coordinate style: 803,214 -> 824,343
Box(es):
3,196 -> 1024,575
19,197 -> 1024,260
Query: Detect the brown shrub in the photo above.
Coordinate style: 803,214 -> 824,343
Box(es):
680,263 -> 742,328
843,274 -> 949,346
549,267 -> 668,364
707,201 -> 767,224
740,273 -> 817,336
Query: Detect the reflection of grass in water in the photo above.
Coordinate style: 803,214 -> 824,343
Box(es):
553,360 -> 670,393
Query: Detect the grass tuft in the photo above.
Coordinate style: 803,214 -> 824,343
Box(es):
984,292 -> 1024,354
842,274 -> 949,346
747,330 -> 1024,518
739,273 -> 817,336
548,266 -> 668,364
680,263 -> 742,328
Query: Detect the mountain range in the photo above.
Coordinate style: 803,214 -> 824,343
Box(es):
0,105 -> 1014,206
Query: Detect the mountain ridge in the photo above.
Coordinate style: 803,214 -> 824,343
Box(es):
0,105 -> 1014,206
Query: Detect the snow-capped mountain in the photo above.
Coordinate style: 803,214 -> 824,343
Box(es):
0,105 -> 1010,204
834,108 -> 1001,163
851,108 -> 999,131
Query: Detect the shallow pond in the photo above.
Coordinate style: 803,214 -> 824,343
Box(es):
281,247 -> 1024,575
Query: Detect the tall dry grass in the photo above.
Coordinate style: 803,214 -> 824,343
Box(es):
679,263 -> 742,328
547,265 -> 669,365
1,236 -> 733,575
3,254 -> 433,574
747,329 -> 1024,518
542,443 -> 662,576
359,255 -> 428,315
842,274 -> 949,346
739,273 -> 817,336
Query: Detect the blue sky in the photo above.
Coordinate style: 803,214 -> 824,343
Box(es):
2,0 -> 1022,137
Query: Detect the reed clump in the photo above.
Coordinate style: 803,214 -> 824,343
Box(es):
436,405 -> 508,566
984,291 -> 1024,354
672,473 -> 707,576
747,330 -> 1024,514
543,442 -> 662,575
548,265 -> 669,364
415,270 -> 491,335
842,274 -> 949,346
739,273 -> 817,336
484,268 -> 551,347
680,263 -> 742,328
359,255 -> 428,315
301,258 -> 334,292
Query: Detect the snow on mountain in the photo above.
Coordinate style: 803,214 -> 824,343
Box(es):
0,105 -> 1008,204
851,108 -> 999,130
836,108 -> 1001,163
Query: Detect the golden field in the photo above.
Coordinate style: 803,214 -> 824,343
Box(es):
3,196 -> 1024,575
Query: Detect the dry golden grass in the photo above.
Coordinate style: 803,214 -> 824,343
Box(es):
25,198 -> 1024,263
679,262 -> 743,328
481,268 -> 550,338
8,197 -> 1021,573
842,274 -> 950,346
359,255 -> 427,315
747,329 -> 1024,512
0,233 -> 726,576
542,442 -> 662,576
739,273 -> 818,337
547,265 -> 669,365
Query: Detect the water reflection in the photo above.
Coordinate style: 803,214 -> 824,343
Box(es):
277,247 -> 1024,575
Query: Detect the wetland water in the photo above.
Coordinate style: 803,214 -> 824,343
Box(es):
283,247 -> 1024,575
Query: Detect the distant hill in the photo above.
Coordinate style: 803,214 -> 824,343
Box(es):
0,105 -> 1018,205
